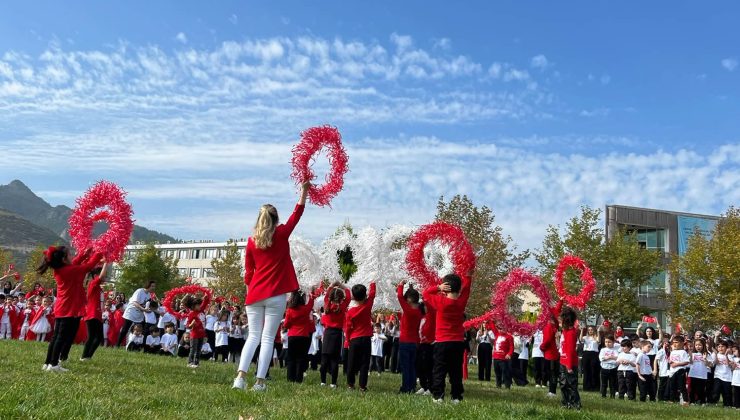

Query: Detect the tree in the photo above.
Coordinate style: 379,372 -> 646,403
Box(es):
435,195 -> 529,316
0,247 -> 13,273
668,206 -> 739,331
535,206 -> 663,325
115,243 -> 185,298
209,240 -> 244,298
23,246 -> 56,290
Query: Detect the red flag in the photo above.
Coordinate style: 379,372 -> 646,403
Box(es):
721,325 -> 731,335
642,315 -> 657,323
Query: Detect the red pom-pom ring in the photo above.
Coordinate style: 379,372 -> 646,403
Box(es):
554,255 -> 595,310
68,181 -> 134,262
491,268 -> 554,336
405,221 -> 476,290
163,285 -> 212,320
290,125 -> 349,207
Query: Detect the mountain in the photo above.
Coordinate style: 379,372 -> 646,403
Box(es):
0,180 -> 179,263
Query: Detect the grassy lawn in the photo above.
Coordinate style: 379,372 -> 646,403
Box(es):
0,340 -> 735,419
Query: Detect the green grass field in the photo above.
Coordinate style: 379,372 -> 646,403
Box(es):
0,340 -> 736,419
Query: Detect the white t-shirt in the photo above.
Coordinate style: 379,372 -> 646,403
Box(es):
518,336 -> 530,360
371,333 -> 386,357
201,342 -> 212,353
146,335 -> 161,346
714,353 -> 733,382
229,324 -> 242,339
160,333 -> 178,354
281,331 -> 289,349
205,314 -> 217,331
128,333 -> 144,345
617,352 -> 637,372
636,352 -> 652,375
158,310 -> 177,329
668,350 -> 690,376
655,348 -> 669,377
731,355 -> 740,386
646,338 -> 660,356
599,347 -> 619,370
123,288 -> 149,323
688,352 -> 712,379
582,336 -> 599,352
215,321 -> 230,347
477,330 -> 493,344
143,303 -> 157,325
532,331 -> 544,358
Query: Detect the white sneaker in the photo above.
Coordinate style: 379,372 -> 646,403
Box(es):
48,365 -> 69,373
424,390 -> 432,396
329,384 -> 337,389
433,398 -> 444,404
416,388 -> 426,395
546,392 -> 557,398
79,358 -> 89,362
451,399 -> 461,405
252,383 -> 267,392
232,377 -> 246,390
42,364 -> 49,371
320,383 -> 326,386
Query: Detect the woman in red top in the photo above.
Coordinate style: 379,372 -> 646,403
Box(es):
397,280 -> 423,393
233,182 -> 310,392
320,282 -> 350,387
558,305 -> 581,409
80,262 -> 108,361
37,246 -> 103,372
283,287 -> 321,383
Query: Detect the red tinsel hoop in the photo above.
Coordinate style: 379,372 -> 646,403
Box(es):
463,310 -> 496,330
290,125 -> 349,207
163,285 -> 212,320
405,221 -> 476,290
554,255 -> 595,310
491,268 -> 554,336
68,181 -> 134,262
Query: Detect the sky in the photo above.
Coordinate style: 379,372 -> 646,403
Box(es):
0,1 -> 738,254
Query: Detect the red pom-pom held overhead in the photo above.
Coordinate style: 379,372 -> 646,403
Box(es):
405,221 -> 476,290
290,125 -> 349,207
163,285 -> 213,320
491,268 -> 554,336
554,255 -> 596,310
68,181 -> 134,262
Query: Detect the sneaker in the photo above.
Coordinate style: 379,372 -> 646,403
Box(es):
232,377 -> 246,390
252,383 -> 267,392
451,399 -> 462,405
416,388 -> 427,395
320,383 -> 326,387
546,392 -> 557,398
48,365 -> 69,373
329,384 -> 337,389
79,358 -> 89,362
42,364 -> 49,371
433,398 -> 444,404
424,390 -> 432,396
359,387 -> 368,392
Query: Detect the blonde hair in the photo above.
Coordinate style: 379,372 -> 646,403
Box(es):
253,204 -> 278,249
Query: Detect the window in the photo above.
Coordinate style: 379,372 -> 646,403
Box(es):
204,249 -> 216,259
193,249 -> 201,259
190,268 -> 200,278
178,268 -> 187,277
203,268 -> 215,278
178,250 -> 189,260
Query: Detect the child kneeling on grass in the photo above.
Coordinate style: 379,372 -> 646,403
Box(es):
160,323 -> 178,356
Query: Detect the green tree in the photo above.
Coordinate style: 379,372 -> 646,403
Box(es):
209,240 -> 244,298
668,206 -> 740,331
435,195 -> 530,316
535,206 -> 663,325
116,243 -> 185,298
23,246 -> 56,290
0,247 -> 13,272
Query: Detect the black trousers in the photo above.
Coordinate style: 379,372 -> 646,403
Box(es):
690,377 -> 707,404
274,342 -> 284,367
383,338 -> 392,369
477,342 -> 492,381
431,341 -> 465,401
600,368 -> 617,398
370,355 -> 384,372
511,354 -> 528,386
320,352 -> 341,385
493,359 -> 512,388
559,366 -> 581,409
45,317 -> 81,366
214,345 -> 229,362
347,336 -> 371,389
733,385 -> 740,409
518,359 -> 530,386
81,319 -> 103,359
116,319 -> 136,347
582,351 -> 600,391
712,379 -> 732,407
188,337 -> 202,365
546,359 -> 559,394
533,357 -> 545,386
390,337 -> 400,373
638,375 -> 656,401
657,376 -> 670,401
205,330 -> 216,358
669,370 -> 688,403
416,343 -> 434,391
618,371 -> 637,400
287,336 -> 311,383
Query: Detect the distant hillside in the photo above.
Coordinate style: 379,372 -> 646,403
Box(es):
0,180 -> 179,265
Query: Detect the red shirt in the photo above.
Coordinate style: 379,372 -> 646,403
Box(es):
187,311 -> 205,339
84,276 -> 103,321
540,322 -> 560,361
397,283 -> 422,344
345,283 -> 376,341
321,286 -> 350,329
420,306 -> 436,344
560,327 -> 578,369
492,330 -> 514,360
53,252 -> 103,318
284,294 -> 317,337
422,277 -> 471,343
244,204 -> 304,306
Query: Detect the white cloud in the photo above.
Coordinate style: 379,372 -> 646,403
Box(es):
721,57 -> 738,72
433,38 -> 451,50
579,108 -> 610,117
530,54 -> 549,69
600,74 -> 611,85
175,32 -> 188,44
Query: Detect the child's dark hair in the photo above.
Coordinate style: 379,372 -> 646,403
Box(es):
621,339 -> 632,348
328,285 -> 346,307
148,300 -> 159,310
351,284 -> 367,301
36,246 -> 68,275
671,335 -> 685,343
89,266 -> 103,278
442,273 -> 462,293
165,322 -> 175,330
287,290 -> 306,308
404,286 -> 420,304
628,333 -> 640,342
115,303 -> 124,310
373,323 -> 381,329
181,295 -> 203,311
218,309 -> 230,320
559,306 -> 577,329
418,302 -> 426,316
605,334 -> 615,342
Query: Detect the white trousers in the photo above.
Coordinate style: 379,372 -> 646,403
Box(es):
238,294 -> 287,379
0,321 -> 10,339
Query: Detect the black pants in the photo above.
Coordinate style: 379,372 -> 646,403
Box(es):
618,371 -> 637,400
477,342 -> 492,381
518,359 -> 529,386
690,377 -> 707,404
600,368 -> 617,398
494,359 -> 512,388
638,375 -> 656,401
431,341 -> 465,401
214,345 -> 229,362
347,336 -> 371,389
45,317 -> 81,366
287,336 -> 311,383
370,355 -> 384,373
383,338 -> 392,369
320,352 -> 341,385
712,379 -> 732,407
320,327 -> 342,384
582,351 -> 600,391
274,342 -> 284,367
188,337 -> 202,365
116,319 -> 136,347
533,357 -> 545,386
657,376 -> 670,401
390,337 -> 400,373
511,354 -> 528,386
733,385 -> 740,409
546,359 -> 559,394
205,330 -> 216,358
81,319 -> 103,359
416,343 -> 434,391
669,370 -> 688,403
559,366 -> 581,409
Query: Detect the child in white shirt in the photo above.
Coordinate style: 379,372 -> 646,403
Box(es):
636,341 -> 655,402
214,311 -> 230,362
598,335 -> 619,398
159,323 -> 178,356
201,341 -> 213,360
654,341 -> 670,401
667,336 -> 690,405
729,344 -> 740,409
688,338 -> 713,404
370,324 -> 386,375
145,328 -> 162,354
616,339 -> 637,400
712,340 -> 733,407
126,324 -> 145,352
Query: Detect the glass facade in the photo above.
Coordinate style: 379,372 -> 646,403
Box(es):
634,228 -> 666,251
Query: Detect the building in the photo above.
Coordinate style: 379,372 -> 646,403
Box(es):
114,240 -> 248,282
605,205 -> 719,326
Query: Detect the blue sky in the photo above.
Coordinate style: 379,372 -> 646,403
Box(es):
0,1 -> 737,252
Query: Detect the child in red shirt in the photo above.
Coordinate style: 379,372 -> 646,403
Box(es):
397,280 -> 424,393
283,287 -> 322,383
490,322 -> 514,389
320,282 -> 350,387
345,282 -> 376,391
183,295 -> 205,368
558,305 -> 581,409
540,300 -> 563,397
423,273 -> 471,403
